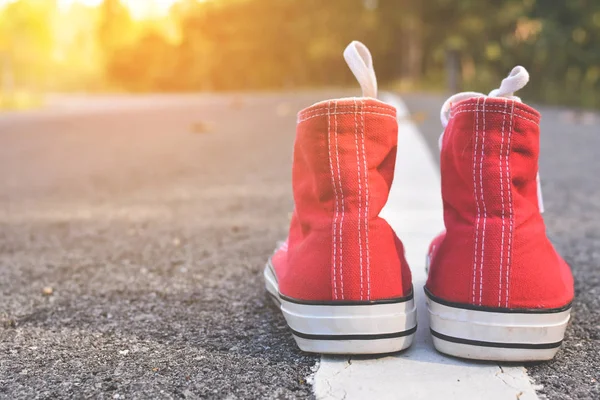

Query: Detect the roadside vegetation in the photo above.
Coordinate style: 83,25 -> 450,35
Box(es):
1,0 -> 599,109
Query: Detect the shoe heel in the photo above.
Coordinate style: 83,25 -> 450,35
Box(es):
265,264 -> 417,355
426,292 -> 571,361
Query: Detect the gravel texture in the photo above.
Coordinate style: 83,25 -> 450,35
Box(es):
0,93 -> 330,399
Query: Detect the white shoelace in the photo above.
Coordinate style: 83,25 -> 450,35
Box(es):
344,45 -> 544,213
438,66 -> 544,212
439,66 -> 530,129
343,41 -> 378,98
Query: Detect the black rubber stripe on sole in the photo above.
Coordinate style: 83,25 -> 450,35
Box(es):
268,291 -> 417,340
266,260 -> 278,283
266,260 -> 414,306
430,329 -> 563,350
290,326 -> 417,341
279,288 -> 414,306
267,292 -> 281,306
424,287 -> 572,314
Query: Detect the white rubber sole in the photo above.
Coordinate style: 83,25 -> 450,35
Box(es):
426,290 -> 571,361
264,262 -> 417,354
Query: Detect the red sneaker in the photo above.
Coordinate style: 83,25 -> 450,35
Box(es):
264,42 -> 416,354
425,67 -> 574,361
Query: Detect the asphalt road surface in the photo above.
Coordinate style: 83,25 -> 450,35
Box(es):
0,92 -> 598,399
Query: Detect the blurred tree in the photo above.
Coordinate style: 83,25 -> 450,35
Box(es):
0,0 -> 56,91
53,3 -> 103,90
0,0 -> 598,108
418,0 -> 531,91
97,0 -> 135,87
107,31 -> 178,91
525,0 -> 600,107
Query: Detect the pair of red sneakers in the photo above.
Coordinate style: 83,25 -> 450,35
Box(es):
264,41 -> 573,361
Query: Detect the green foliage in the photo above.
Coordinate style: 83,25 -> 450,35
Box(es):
1,0 -> 599,108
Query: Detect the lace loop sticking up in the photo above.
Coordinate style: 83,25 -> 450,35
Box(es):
343,41 -> 378,98
440,66 -> 530,129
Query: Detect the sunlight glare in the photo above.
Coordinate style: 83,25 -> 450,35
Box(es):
124,0 -> 180,19
55,0 -> 181,19
58,0 -> 103,10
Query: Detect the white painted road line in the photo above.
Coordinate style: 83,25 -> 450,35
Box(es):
311,93 -> 540,400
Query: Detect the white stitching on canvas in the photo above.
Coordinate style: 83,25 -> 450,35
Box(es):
334,102 -> 345,300
299,111 -> 396,122
452,107 -> 540,123
450,109 -> 539,125
453,103 -> 539,119
452,102 -> 537,112
472,97 -> 481,304
478,98 -> 488,306
361,99 -> 371,300
302,105 -> 394,115
327,101 -> 338,300
452,107 -> 539,123
301,105 -> 395,117
298,111 -> 396,123
498,99 -> 508,307
302,105 -> 395,114
505,102 -> 515,308
353,99 -> 364,300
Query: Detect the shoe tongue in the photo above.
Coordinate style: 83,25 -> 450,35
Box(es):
343,41 -> 378,98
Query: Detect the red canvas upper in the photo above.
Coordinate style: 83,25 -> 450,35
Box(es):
426,97 -> 574,309
272,98 -> 412,302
